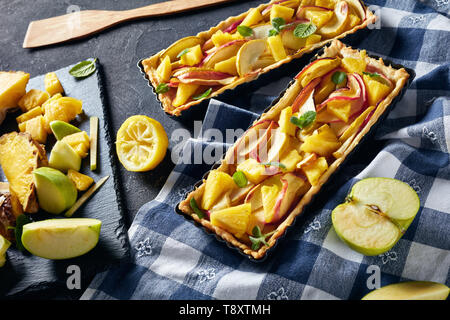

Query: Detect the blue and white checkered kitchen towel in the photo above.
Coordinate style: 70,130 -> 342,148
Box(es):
82,0 -> 450,300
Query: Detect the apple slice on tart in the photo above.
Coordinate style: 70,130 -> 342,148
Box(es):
141,0 -> 377,116
178,40 -> 410,260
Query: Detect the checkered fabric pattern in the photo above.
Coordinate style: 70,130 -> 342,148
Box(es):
82,0 -> 450,300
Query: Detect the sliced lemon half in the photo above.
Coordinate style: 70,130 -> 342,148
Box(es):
116,115 -> 169,172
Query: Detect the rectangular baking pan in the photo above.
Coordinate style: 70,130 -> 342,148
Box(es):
174,42 -> 415,262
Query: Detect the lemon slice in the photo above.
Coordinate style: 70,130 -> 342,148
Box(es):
116,115 -> 169,172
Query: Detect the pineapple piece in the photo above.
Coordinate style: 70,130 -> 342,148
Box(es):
0,132 -> 48,213
304,10 -> 333,28
302,156 -> 328,186
201,170 -> 236,210
214,56 -> 238,76
172,83 -> 199,107
279,106 -> 296,136
43,97 -> 83,132
211,30 -> 243,47
156,56 -> 172,83
306,34 -> 322,46
342,57 -> 366,74
16,106 -> 43,124
210,203 -> 251,238
300,124 -> 342,156
268,35 -> 287,62
0,71 -> 30,110
363,75 -> 391,106
270,4 -> 295,23
44,72 -> 64,96
261,184 -> 280,223
22,116 -> 48,144
315,0 -> 336,9
280,149 -> 302,172
18,89 -> 50,112
41,93 -> 62,111
241,8 -> 263,27
67,169 -> 94,191
236,158 -> 267,185
327,99 -> 352,122
180,44 -> 204,66
62,131 -> 90,159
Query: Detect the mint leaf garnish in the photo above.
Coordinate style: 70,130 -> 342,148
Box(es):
290,111 -> 316,129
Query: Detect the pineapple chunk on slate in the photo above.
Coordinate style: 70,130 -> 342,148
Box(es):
62,131 -> 90,158
210,203 -> 251,239
20,116 -> 48,144
201,170 -> 236,210
0,71 -> 30,124
41,93 -> 62,111
43,97 -> 83,132
18,89 -> 50,112
16,106 -> 43,124
67,169 -> 94,191
302,156 -> 328,186
0,132 -> 48,213
44,72 -> 64,96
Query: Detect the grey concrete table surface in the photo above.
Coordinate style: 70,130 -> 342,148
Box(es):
0,0 -> 266,299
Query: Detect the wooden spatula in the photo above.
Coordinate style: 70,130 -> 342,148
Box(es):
23,0 -> 235,48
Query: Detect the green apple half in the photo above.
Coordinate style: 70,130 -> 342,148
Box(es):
50,120 -> 81,140
332,177 -> 420,256
49,141 -> 81,172
362,281 -> 450,300
34,167 -> 78,214
0,234 -> 11,267
21,218 -> 101,260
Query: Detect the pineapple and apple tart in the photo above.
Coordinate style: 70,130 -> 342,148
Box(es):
179,40 -> 410,260
142,0 -> 376,115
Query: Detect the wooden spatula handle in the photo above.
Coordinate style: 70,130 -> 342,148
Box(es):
124,0 -> 234,19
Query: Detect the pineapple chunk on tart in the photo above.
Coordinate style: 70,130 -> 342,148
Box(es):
141,0 -> 376,116
178,40 -> 410,260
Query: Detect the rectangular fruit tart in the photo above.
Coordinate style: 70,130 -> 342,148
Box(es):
178,40 -> 411,260
141,0 -> 376,115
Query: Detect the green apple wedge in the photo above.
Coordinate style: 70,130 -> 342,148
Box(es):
21,218 -> 101,260
50,120 -> 81,140
33,167 -> 78,214
49,140 -> 81,172
362,281 -> 450,300
0,234 -> 11,267
332,177 -> 420,256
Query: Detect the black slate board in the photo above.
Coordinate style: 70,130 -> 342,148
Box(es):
0,60 -> 130,298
